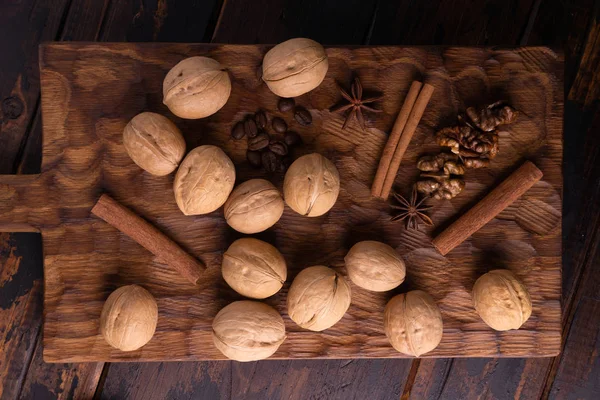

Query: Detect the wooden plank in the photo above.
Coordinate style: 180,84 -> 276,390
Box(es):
0,0 -> 71,174
25,43 -> 562,362
99,362 -> 231,399
0,233 -> 43,399
232,359 -> 408,400
18,338 -> 104,400
370,0 -> 538,45
212,0 -> 379,44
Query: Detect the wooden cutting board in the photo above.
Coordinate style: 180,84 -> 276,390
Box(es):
0,43 -> 563,362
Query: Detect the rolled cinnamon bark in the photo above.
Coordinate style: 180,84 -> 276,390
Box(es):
432,161 -> 543,255
380,83 -> 435,199
91,194 -> 205,284
371,81 -> 423,198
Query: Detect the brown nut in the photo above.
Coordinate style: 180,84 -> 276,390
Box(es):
293,106 -> 312,126
278,97 -> 295,112
248,132 -> 270,151
262,38 -> 329,97
246,150 -> 262,168
287,266 -> 351,331
212,301 -> 286,362
262,151 -> 279,173
269,141 -> 288,156
344,241 -> 406,292
472,269 -> 532,331
173,145 -> 236,215
100,285 -> 158,351
284,131 -> 302,147
255,110 -> 268,129
231,121 -> 246,140
224,179 -> 284,234
244,117 -> 258,138
283,153 -> 340,217
123,112 -> 186,176
384,290 -> 443,357
222,238 -> 287,298
163,56 -> 231,119
272,117 -> 288,133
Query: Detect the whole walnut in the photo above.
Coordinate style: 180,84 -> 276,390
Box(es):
100,285 -> 158,352
222,238 -> 287,299
344,241 -> 406,292
123,112 -> 186,176
224,179 -> 284,234
472,269 -> 532,331
262,38 -> 329,98
163,56 -> 231,119
384,290 -> 443,357
287,266 -> 351,331
212,301 -> 286,362
173,145 -> 236,215
283,153 -> 340,217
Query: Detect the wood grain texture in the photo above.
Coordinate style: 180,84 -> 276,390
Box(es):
0,233 -> 43,399
0,0 -> 71,174
100,362 -> 231,399
1,43 -> 564,362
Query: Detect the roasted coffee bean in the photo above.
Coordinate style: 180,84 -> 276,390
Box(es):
255,110 -> 268,129
262,151 -> 279,173
279,156 -> 293,172
247,150 -> 262,168
284,131 -> 302,147
244,117 -> 258,138
277,97 -> 295,112
272,117 -> 287,133
231,121 -> 246,140
294,106 -> 312,125
248,132 -> 270,151
269,141 -> 288,156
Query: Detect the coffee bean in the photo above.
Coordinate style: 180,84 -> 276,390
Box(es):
255,110 -> 268,129
272,117 -> 287,133
231,121 -> 246,139
244,117 -> 258,138
262,151 -> 279,173
269,141 -> 288,156
294,106 -> 312,125
277,97 -> 295,112
279,156 -> 293,172
284,131 -> 302,147
248,132 -> 270,151
247,150 -> 262,168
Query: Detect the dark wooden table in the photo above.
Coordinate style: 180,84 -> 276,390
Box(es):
0,1 -> 598,399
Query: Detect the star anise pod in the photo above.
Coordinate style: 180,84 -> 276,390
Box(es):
390,186 -> 434,230
330,77 -> 382,130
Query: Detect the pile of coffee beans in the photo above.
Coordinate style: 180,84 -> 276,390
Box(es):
230,97 -> 312,173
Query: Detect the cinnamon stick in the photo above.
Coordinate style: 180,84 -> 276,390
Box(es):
371,81 -> 423,197
380,83 -> 435,199
432,161 -> 543,256
91,194 -> 204,284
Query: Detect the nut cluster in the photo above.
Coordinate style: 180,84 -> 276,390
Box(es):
417,101 -> 518,199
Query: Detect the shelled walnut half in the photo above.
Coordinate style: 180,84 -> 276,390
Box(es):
416,153 -> 466,200
435,101 -> 518,167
